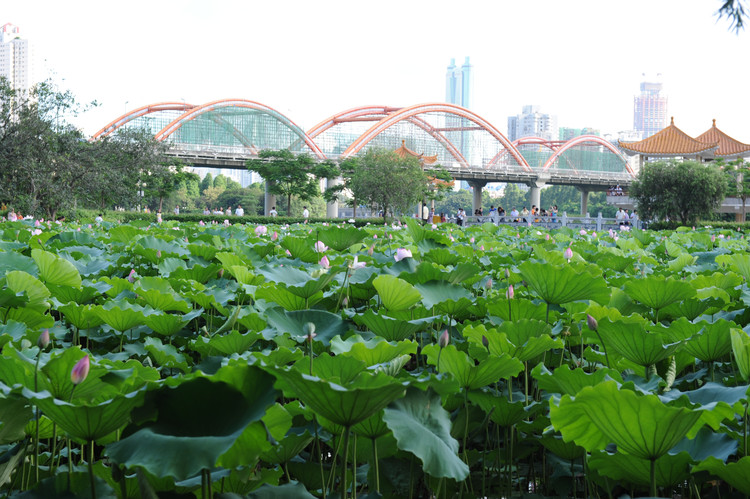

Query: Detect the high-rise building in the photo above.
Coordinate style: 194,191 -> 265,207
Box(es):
633,74 -> 667,139
445,57 -> 472,109
0,23 -> 36,93
507,105 -> 558,141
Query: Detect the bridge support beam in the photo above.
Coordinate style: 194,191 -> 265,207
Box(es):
325,177 -> 341,218
579,188 -> 590,216
264,183 -> 276,216
527,180 -> 546,212
468,180 -> 486,214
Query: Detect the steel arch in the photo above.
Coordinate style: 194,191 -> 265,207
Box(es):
541,135 -> 635,176
341,103 -> 532,172
486,136 -> 564,170
153,98 -> 326,159
307,105 -> 401,139
91,102 -> 196,140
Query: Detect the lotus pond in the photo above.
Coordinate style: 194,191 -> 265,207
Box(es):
2,217 -> 750,498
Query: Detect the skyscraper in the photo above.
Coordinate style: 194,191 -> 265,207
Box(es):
633,74 -> 667,139
0,23 -> 36,93
507,105 -> 558,142
445,57 -> 473,174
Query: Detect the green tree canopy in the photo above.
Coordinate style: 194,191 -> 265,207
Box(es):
246,149 -> 339,216
630,160 -> 727,225
348,148 -> 438,221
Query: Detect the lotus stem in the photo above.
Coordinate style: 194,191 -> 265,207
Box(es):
341,426 -> 351,499
371,437 -> 380,493
88,440 -> 96,499
352,433 -> 357,499
650,458 -> 656,498
745,402 -> 748,458
592,330 -> 611,369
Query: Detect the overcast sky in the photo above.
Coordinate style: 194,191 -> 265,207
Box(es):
5,0 -> 748,140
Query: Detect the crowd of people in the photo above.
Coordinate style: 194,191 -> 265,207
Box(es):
201,205 -> 245,217
469,204 -> 560,224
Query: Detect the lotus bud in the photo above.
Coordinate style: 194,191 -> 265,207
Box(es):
506,284 -> 514,300
438,330 -> 450,348
271,231 -> 278,241
586,314 -> 598,332
545,234 -> 550,241
592,232 -> 597,238
480,245 -> 485,251
38,329 -> 50,349
368,244 -> 374,256
505,268 -> 510,279
373,234 -> 378,239
304,322 -> 316,342
564,247 -> 573,260
71,356 -> 90,385
342,296 -> 349,307
127,269 -> 137,283
482,335 -> 489,349
285,249 -> 292,257
470,237 -> 475,243
319,255 -> 330,269
711,235 -> 716,243
218,268 -> 224,278
485,278 -> 493,290
156,250 -> 162,259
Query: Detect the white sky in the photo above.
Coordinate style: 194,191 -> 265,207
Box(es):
5,0 -> 749,140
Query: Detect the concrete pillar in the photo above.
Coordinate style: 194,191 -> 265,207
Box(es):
579,188 -> 589,217
529,186 -> 541,211
468,180 -> 486,214
264,183 -> 276,216
325,177 -> 341,219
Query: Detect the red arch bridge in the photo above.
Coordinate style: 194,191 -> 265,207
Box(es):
93,99 -> 635,216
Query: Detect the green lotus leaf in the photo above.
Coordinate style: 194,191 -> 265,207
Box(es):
229,266 -> 264,285
308,353 -> 368,385
658,318 -> 732,362
593,253 -> 634,273
171,263 -> 222,283
3,308 -> 53,329
669,425 -> 737,462
660,382 -> 748,432
519,261 -> 610,305
267,366 -> 407,427
47,279 -> 109,304
0,250 -> 37,278
136,235 -> 190,257
17,470 -> 115,499
352,409 -> 390,439
5,270 -> 50,313
448,262 -> 483,285
550,380 -> 702,460
382,388 -> 469,480
539,434 -> 586,461
187,242 -> 219,261
0,396 -> 33,445
597,318 -> 682,368
94,303 -> 146,333
422,344 -> 523,390
99,276 -> 134,297
317,226 -> 368,252
588,450 -> 692,488
732,328 -> 750,381
469,391 -> 530,427
157,257 -> 188,276
486,298 -> 548,321
108,225 -> 141,243
62,253 -> 115,278
0,288 -> 29,308
135,288 -> 191,313
258,266 -> 337,299
30,388 -> 145,443
403,217 -> 427,243
282,236 -> 322,263
414,280 -> 473,310
39,347 -> 112,402
143,312 -> 189,336
255,284 -> 322,311
260,430 -> 314,465
31,248 -> 82,288
728,253 -> 750,282
495,319 -> 563,362
106,367 -> 278,481
532,364 -> 623,397
352,309 -> 425,342
661,297 -> 717,322
624,275 -> 696,311
332,336 -> 417,367
423,247 -> 459,266
373,274 -> 422,311
58,303 -> 106,330
191,330 -> 262,357
264,308 -> 350,346
231,481 -> 317,498
693,456 -> 750,494
667,253 -> 697,272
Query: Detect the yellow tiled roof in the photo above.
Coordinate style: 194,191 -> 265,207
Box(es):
696,120 -> 750,158
394,140 -> 438,164
619,118 -> 718,156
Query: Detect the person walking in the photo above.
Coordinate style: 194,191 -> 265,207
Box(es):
302,206 -> 310,221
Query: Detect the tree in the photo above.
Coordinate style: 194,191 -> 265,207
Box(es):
629,160 -> 727,225
200,172 -> 213,194
246,149 -> 339,216
719,0 -> 749,31
719,158 -> 750,221
348,148 -> 434,221
144,161 -> 199,213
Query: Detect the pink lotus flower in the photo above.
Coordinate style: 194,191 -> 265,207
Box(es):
711,235 -> 716,243
373,234 -> 378,239
271,231 -> 278,241
349,256 -> 366,270
285,249 -> 292,257
579,229 -> 587,236
199,220 -> 205,226
564,247 -> 573,260
31,228 -> 42,236
480,245 -> 485,251
592,232 -> 597,238
127,269 -> 137,283
34,220 -> 40,227
432,224 -> 437,229
586,314 -> 598,332
367,245 -> 374,256
255,225 -> 267,236
545,234 -> 550,241
319,255 -> 330,268
314,241 -> 328,252
470,237 -> 475,243
71,356 -> 90,385
506,284 -> 514,300
394,248 -> 412,262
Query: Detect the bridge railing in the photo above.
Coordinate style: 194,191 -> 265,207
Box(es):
464,212 -> 642,231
